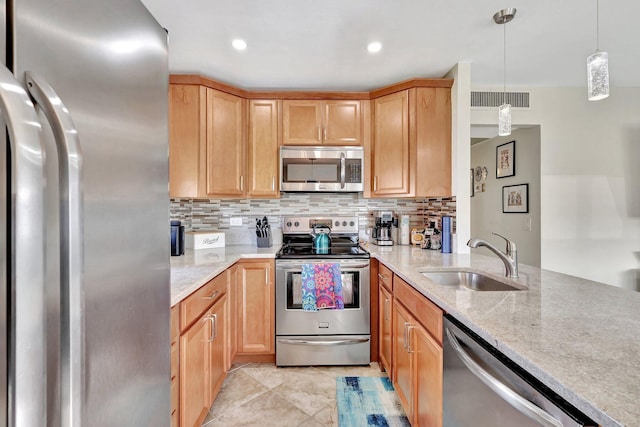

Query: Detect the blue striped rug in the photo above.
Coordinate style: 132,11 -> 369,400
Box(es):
336,376 -> 411,426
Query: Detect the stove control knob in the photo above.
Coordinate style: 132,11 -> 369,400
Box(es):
294,221 -> 299,227
349,221 -> 355,227
342,221 -> 347,227
335,221 -> 340,227
286,221 -> 292,228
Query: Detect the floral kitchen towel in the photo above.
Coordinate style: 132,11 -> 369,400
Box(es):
301,263 -> 317,311
314,263 -> 344,310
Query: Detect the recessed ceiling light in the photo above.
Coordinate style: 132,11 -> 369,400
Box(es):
232,39 -> 247,50
367,42 -> 382,54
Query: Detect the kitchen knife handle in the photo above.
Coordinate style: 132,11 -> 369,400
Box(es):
26,71 -> 85,427
0,65 -> 46,427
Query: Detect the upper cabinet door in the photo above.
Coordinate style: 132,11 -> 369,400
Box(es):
282,100 -> 362,146
247,100 -> 280,198
206,88 -> 246,197
323,101 -> 361,145
372,90 -> 413,197
282,101 -> 323,145
415,87 -> 451,197
169,84 -> 206,198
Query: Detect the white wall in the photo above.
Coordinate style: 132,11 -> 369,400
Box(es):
471,87 -> 640,290
446,62 -> 471,253
470,127 -> 541,267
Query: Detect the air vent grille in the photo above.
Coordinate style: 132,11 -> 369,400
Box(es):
471,91 -> 530,108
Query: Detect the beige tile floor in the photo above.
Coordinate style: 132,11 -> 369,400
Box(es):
201,362 -> 386,426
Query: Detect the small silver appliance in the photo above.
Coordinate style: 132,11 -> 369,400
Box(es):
372,210 -> 395,246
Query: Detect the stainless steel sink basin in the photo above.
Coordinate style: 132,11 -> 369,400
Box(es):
421,271 -> 524,291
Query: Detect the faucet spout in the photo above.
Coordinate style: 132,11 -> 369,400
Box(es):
467,233 -> 519,278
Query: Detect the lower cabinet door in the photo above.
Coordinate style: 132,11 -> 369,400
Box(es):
392,300 -> 413,416
412,322 -> 443,427
180,312 -> 211,427
208,295 -> 227,406
379,286 -> 393,376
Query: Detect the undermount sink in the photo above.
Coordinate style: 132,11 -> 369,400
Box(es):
421,271 -> 524,291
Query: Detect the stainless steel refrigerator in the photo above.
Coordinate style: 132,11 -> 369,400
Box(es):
1,0 -> 170,426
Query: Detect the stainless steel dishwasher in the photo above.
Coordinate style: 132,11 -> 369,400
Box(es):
443,316 -> 597,427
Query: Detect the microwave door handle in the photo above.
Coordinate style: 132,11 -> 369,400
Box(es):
26,71 -> 85,427
0,65 -> 46,426
340,152 -> 346,189
445,327 -> 563,427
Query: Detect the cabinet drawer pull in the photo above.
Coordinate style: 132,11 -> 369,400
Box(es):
374,176 -> 378,192
240,175 -> 244,191
403,322 -> 410,350
406,325 -> 416,354
206,315 -> 215,342
204,290 -> 219,300
318,126 -> 321,142
384,299 -> 390,321
323,127 -> 327,142
272,175 -> 276,192
378,273 -> 389,281
212,313 -> 218,340
265,267 -> 270,286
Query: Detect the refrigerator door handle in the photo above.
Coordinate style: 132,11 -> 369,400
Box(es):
0,65 -> 46,426
25,71 -> 84,427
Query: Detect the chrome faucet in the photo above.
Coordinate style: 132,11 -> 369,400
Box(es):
467,233 -> 519,278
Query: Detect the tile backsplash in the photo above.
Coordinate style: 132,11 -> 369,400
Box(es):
171,194 -> 456,245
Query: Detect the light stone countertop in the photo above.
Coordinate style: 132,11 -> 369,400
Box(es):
170,244 -> 639,427
170,246 -> 278,306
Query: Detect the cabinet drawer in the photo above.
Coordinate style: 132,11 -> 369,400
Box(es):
394,276 -> 443,344
180,271 -> 228,331
378,264 -> 393,292
170,375 -> 179,413
170,305 -> 180,341
170,340 -> 179,379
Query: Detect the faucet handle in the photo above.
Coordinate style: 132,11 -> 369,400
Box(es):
492,232 -> 517,255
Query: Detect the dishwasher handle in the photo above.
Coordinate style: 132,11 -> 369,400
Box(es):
445,327 -> 564,427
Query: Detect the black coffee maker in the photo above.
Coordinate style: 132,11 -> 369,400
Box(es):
170,220 -> 185,256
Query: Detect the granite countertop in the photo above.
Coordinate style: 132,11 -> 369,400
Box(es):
170,245 -> 278,305
170,244 -> 639,427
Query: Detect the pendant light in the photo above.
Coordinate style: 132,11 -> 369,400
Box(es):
587,0 -> 609,100
494,8 -> 516,136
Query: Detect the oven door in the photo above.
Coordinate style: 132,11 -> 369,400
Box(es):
275,259 -> 370,336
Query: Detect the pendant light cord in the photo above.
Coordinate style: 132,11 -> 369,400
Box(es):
596,0 -> 600,51
503,19 -> 507,105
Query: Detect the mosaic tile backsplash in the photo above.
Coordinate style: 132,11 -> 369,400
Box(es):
171,194 -> 456,246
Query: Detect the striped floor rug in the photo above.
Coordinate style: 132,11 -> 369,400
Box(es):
336,376 -> 411,426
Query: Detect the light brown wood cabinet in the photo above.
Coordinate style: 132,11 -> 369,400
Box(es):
378,264 -> 393,377
282,100 -> 362,146
170,305 -> 180,427
205,88 -> 246,197
247,100 -> 280,198
372,90 -> 411,196
371,87 -> 451,198
392,274 -> 443,427
169,84 -> 206,198
178,272 -> 229,427
236,260 -> 275,356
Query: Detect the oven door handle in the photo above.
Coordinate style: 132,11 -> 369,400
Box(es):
277,263 -> 370,271
278,338 -> 370,346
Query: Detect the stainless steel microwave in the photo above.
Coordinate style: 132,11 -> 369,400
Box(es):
280,146 -> 364,192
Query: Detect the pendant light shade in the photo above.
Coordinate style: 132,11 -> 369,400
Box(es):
494,8 -> 516,137
587,0 -> 609,101
498,104 -> 512,136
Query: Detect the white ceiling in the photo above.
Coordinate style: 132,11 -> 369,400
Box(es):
140,0 -> 640,91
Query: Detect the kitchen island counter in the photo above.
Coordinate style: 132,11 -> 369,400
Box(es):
369,245 -> 638,427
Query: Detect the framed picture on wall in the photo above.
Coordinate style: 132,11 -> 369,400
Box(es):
502,184 -> 528,213
496,140 -> 516,178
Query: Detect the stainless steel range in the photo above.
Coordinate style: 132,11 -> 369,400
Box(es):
275,216 -> 370,366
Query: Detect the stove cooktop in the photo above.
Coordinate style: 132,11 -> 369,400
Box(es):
276,244 -> 370,259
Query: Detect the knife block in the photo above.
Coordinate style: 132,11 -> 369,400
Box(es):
257,233 -> 272,248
